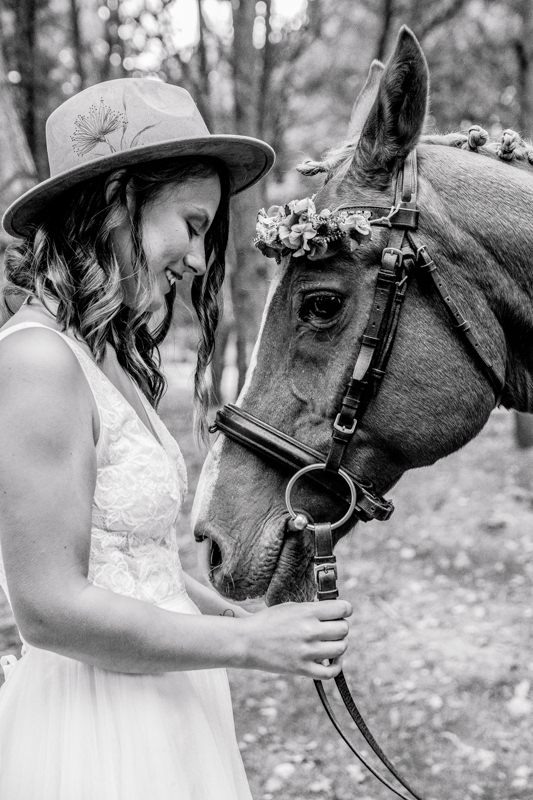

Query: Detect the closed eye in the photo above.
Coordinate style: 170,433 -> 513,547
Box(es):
298,292 -> 344,327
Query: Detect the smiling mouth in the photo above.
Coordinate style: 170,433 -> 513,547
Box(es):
164,267 -> 183,286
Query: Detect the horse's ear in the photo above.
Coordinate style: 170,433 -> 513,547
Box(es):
353,27 -> 428,182
347,60 -> 384,139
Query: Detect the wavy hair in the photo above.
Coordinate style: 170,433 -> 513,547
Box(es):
2,156 -> 231,440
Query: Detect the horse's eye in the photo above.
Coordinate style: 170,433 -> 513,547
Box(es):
299,292 -> 343,324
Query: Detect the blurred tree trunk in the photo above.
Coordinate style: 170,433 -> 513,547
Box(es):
100,2 -> 126,81
0,48 -> 38,242
195,0 -> 214,131
69,0 -> 86,90
0,47 -> 38,320
374,0 -> 394,62
230,0 -> 268,395
11,0 -> 46,178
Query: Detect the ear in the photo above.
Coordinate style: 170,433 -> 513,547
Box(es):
354,27 -> 428,180
104,168 -> 128,205
347,60 -> 384,140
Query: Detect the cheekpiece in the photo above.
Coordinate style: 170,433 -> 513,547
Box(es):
254,196 -> 373,263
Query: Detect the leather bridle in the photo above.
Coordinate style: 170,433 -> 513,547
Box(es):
210,150 -> 504,799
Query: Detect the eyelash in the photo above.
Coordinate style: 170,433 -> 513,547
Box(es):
187,222 -> 199,238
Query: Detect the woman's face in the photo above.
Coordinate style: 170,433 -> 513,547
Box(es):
114,174 -> 222,312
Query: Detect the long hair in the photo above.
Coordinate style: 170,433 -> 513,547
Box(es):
2,156 -> 231,439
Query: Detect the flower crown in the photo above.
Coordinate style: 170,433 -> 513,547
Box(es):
254,196 -> 373,263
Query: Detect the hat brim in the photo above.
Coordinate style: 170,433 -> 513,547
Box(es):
3,135 -> 275,238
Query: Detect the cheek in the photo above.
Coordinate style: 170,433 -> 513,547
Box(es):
142,217 -> 189,272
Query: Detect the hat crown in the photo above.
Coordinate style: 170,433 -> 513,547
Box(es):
46,79 -> 210,177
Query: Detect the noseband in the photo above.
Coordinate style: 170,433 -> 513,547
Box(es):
210,150 -> 504,800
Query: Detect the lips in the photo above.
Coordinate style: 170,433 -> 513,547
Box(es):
264,530 -> 316,605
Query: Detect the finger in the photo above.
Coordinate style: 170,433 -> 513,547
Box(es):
312,639 -> 348,661
309,658 -> 343,680
317,620 -> 350,641
314,600 -> 352,621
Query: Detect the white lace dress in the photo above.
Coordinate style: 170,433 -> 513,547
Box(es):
0,322 -> 252,800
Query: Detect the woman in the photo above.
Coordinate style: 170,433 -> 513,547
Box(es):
0,78 -> 352,799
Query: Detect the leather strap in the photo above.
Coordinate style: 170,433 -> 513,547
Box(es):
212,404 -> 394,522
334,204 -> 419,230
313,523 -> 338,600
408,231 -> 503,401
314,681 -> 425,800
324,226 -> 410,473
312,518 -> 426,800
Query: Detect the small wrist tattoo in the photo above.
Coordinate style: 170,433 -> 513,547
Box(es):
221,608 -> 236,617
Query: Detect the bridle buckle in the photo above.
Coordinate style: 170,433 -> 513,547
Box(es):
381,246 -> 404,267
314,561 -> 338,581
333,413 -> 357,436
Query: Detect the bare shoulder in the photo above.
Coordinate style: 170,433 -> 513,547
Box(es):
0,327 -> 97,443
0,326 -> 84,389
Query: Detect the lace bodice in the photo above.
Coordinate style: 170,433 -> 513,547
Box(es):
0,323 -> 188,607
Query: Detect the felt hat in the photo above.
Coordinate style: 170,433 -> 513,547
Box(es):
3,78 -> 275,238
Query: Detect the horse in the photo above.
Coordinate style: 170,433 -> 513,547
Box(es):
192,26 -> 533,609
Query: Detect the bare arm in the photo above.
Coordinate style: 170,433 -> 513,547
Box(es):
0,329 -> 351,677
182,572 -> 251,618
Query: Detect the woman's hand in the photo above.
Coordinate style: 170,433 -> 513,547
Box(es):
239,599 -> 352,679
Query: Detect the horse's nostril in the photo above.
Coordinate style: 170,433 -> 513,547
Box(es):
209,538 -> 223,570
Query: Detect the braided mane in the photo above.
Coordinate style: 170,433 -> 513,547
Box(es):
297,126 -> 533,180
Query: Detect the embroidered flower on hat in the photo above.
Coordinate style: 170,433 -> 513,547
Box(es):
70,95 -> 160,158
71,98 -> 125,156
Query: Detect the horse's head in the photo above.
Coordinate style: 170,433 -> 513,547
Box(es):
193,27 -> 527,605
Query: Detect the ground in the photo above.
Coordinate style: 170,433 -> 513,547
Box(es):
1,356 -> 533,800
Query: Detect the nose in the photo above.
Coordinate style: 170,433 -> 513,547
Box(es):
184,241 -> 207,277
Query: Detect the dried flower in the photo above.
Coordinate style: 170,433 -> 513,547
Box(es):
254,196 -> 373,263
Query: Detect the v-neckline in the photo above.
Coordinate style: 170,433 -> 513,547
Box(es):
70,338 -> 166,451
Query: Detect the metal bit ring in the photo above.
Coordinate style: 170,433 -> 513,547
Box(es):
285,463 -> 358,531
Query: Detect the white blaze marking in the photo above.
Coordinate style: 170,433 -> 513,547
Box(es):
192,270 -> 283,523
236,272 -> 281,406
191,435 -> 224,528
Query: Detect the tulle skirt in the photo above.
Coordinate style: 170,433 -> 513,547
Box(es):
0,592 -> 252,800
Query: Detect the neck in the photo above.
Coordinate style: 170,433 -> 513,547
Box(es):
418,144 -> 533,411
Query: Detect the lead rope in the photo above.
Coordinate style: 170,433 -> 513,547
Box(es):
311,520 -> 427,800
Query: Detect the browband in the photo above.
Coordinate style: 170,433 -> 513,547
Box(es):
336,205 -> 419,230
